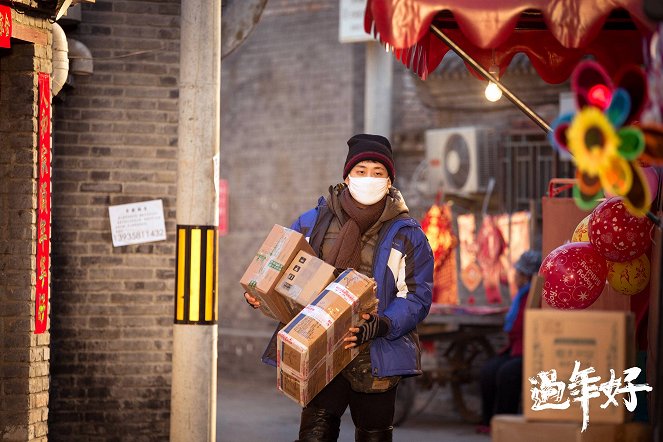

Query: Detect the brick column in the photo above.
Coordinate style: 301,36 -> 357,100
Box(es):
0,20 -> 53,442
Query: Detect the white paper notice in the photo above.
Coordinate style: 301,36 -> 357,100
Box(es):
108,199 -> 167,247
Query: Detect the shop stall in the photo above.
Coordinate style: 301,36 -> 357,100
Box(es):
363,1 -> 663,438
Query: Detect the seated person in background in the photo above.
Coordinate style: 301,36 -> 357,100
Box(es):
477,250 -> 542,434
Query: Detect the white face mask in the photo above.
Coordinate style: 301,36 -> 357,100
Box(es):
347,176 -> 389,205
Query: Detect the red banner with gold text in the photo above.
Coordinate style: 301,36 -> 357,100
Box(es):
0,6 -> 11,48
35,73 -> 51,334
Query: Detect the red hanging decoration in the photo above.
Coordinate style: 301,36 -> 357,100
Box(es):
0,6 -> 11,48
476,216 -> 506,304
421,203 -> 458,304
35,73 -> 51,334
458,213 -> 482,293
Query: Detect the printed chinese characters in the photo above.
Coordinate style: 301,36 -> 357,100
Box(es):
529,361 -> 652,431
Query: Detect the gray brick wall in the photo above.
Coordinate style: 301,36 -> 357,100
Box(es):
1,25 -> 53,441
218,0 -> 364,379
49,1 -> 180,440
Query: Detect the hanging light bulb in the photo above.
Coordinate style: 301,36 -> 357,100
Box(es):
485,63 -> 502,102
485,81 -> 502,102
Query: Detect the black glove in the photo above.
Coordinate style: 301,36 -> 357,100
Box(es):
354,314 -> 390,346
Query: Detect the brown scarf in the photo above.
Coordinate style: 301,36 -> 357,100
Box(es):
325,188 -> 386,270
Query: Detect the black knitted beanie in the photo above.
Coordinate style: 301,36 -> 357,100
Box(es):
343,134 -> 395,182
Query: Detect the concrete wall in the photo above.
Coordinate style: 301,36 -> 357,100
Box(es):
0,16 -> 53,441
49,1 -> 180,440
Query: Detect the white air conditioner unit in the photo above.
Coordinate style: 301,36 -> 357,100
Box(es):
425,126 -> 498,194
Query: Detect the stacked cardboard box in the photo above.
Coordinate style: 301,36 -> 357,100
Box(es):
240,225 -> 315,323
523,309 -> 635,425
275,250 -> 337,323
502,277 -> 648,438
277,269 -> 377,405
492,415 -> 651,442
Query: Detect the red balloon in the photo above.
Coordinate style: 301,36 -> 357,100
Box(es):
588,197 -> 654,262
541,242 -> 608,309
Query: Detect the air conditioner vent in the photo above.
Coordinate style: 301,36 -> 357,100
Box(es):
425,126 -> 498,194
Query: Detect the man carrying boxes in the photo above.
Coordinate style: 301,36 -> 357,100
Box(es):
243,134 -> 434,442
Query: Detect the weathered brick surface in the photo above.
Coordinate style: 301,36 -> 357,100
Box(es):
49,0 -> 180,440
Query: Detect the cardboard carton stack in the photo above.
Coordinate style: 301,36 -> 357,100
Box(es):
240,226 -> 379,405
240,225 -> 316,324
277,269 -> 377,406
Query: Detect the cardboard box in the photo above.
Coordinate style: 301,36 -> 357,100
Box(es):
492,415 -> 651,442
275,251 -> 337,323
523,309 -> 635,424
276,269 -> 377,405
240,225 -> 315,323
278,269 -> 377,378
277,339 -> 359,406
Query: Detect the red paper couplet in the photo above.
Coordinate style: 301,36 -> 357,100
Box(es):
0,6 -> 11,48
35,73 -> 51,334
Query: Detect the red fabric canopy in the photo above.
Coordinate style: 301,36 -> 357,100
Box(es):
364,0 -> 655,83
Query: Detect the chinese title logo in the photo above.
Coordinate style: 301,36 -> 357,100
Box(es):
529,361 -> 652,431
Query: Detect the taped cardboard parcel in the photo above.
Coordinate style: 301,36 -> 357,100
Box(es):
523,308 -> 635,424
240,224 -> 315,323
277,269 -> 377,405
277,339 -> 361,406
275,251 -> 337,323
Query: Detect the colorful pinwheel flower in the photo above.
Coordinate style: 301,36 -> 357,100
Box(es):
549,60 -> 653,217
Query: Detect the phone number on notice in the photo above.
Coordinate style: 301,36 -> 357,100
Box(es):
114,229 -> 165,242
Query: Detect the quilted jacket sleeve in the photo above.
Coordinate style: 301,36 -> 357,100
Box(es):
383,226 -> 434,340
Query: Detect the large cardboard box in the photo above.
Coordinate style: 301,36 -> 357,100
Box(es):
277,339 -> 359,406
275,250 -> 337,323
492,415 -> 651,442
240,225 -> 315,323
523,309 -> 635,424
276,269 -> 377,405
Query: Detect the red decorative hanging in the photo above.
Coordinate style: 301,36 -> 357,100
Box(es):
421,203 -> 458,304
364,0 -> 654,83
476,216 -> 506,304
35,73 -> 51,334
0,6 -> 11,48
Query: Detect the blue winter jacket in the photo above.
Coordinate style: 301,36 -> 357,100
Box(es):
283,195 -> 434,377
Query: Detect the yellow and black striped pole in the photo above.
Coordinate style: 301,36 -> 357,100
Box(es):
170,0 -> 220,440
175,225 -> 218,325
